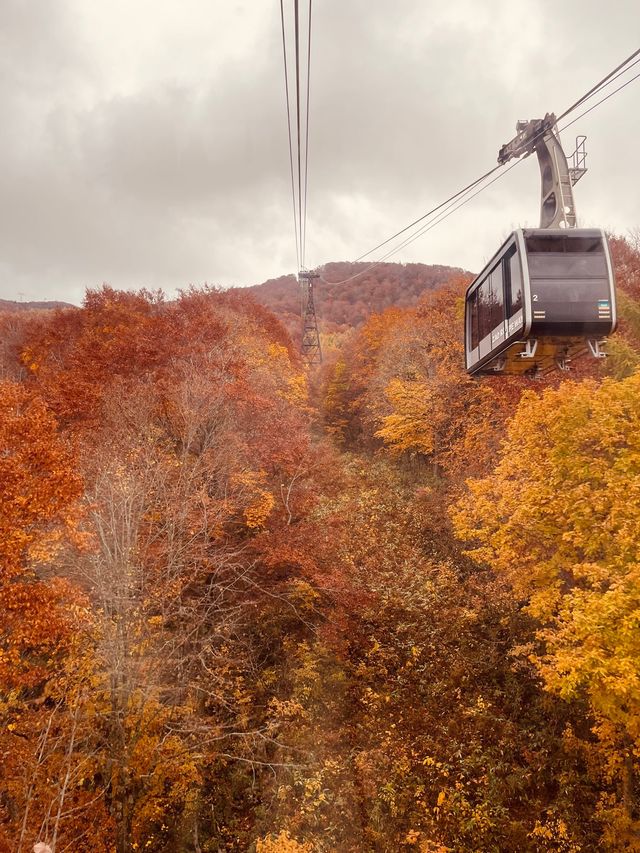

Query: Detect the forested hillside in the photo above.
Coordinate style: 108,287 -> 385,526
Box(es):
0,300 -> 75,312
1,235 -> 640,852
244,261 -> 468,342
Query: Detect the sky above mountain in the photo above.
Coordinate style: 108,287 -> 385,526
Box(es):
1,0 -> 639,303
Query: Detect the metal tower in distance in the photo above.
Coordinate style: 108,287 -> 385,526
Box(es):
299,270 -> 322,365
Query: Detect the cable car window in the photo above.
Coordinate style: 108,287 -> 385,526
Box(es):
489,266 -> 504,329
525,235 -> 603,253
527,251 -> 608,278
526,234 -> 607,278
470,291 -> 479,350
566,236 -> 604,253
508,250 -> 522,315
526,235 -> 565,253
478,278 -> 492,340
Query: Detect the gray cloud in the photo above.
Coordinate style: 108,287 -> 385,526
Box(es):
0,0 -> 638,303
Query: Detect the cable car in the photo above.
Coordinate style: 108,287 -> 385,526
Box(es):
464,227 -> 616,375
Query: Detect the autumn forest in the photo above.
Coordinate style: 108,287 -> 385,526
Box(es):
1,233 -> 640,852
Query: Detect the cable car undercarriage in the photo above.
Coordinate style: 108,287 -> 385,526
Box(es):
483,336 -> 608,377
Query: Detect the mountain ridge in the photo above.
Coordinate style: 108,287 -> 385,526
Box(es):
0,298 -> 76,312
241,260 -> 471,339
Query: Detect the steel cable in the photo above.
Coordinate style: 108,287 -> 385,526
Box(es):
279,0 -> 300,271
319,49 -> 640,286
301,0 -> 313,268
294,0 -> 303,270
557,46 -> 640,121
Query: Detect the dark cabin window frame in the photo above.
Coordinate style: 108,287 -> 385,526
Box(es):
489,263 -> 505,330
470,289 -> 480,350
503,245 -> 523,318
478,276 -> 492,341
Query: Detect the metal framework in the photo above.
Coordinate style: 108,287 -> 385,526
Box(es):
299,270 -> 322,365
568,135 -> 588,186
498,113 -> 587,229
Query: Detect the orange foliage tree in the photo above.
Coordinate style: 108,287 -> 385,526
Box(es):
0,381 -> 109,852
0,380 -> 84,689
322,279 -> 524,481
453,372 -> 640,845
6,286 -> 319,851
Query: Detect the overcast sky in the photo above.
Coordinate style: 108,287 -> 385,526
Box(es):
1,0 -> 639,303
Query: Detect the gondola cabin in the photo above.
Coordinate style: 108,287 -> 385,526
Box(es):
464,228 -> 616,375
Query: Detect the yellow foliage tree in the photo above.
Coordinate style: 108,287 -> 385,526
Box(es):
375,378 -> 435,455
453,372 -> 640,833
256,829 -> 314,852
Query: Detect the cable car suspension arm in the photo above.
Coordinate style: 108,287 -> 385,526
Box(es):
497,113 -> 584,229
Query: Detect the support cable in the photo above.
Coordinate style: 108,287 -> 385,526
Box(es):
372,162 -> 523,265
294,0 -> 303,270
558,67 -> 640,131
557,46 -> 640,121
353,165 -> 502,262
302,0 -> 313,268
319,50 -> 640,286
319,164 -> 520,286
279,0 -> 300,271
387,84 -> 640,261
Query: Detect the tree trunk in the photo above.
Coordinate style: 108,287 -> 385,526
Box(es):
623,735 -> 636,820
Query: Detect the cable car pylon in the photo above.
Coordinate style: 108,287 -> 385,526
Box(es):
299,269 -> 322,365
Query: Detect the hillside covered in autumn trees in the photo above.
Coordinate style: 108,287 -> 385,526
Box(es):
243,261 -> 468,344
2,233 -> 640,852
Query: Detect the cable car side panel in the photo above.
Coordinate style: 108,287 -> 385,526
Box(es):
465,231 -> 527,374
465,228 -> 616,376
603,234 -> 618,333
